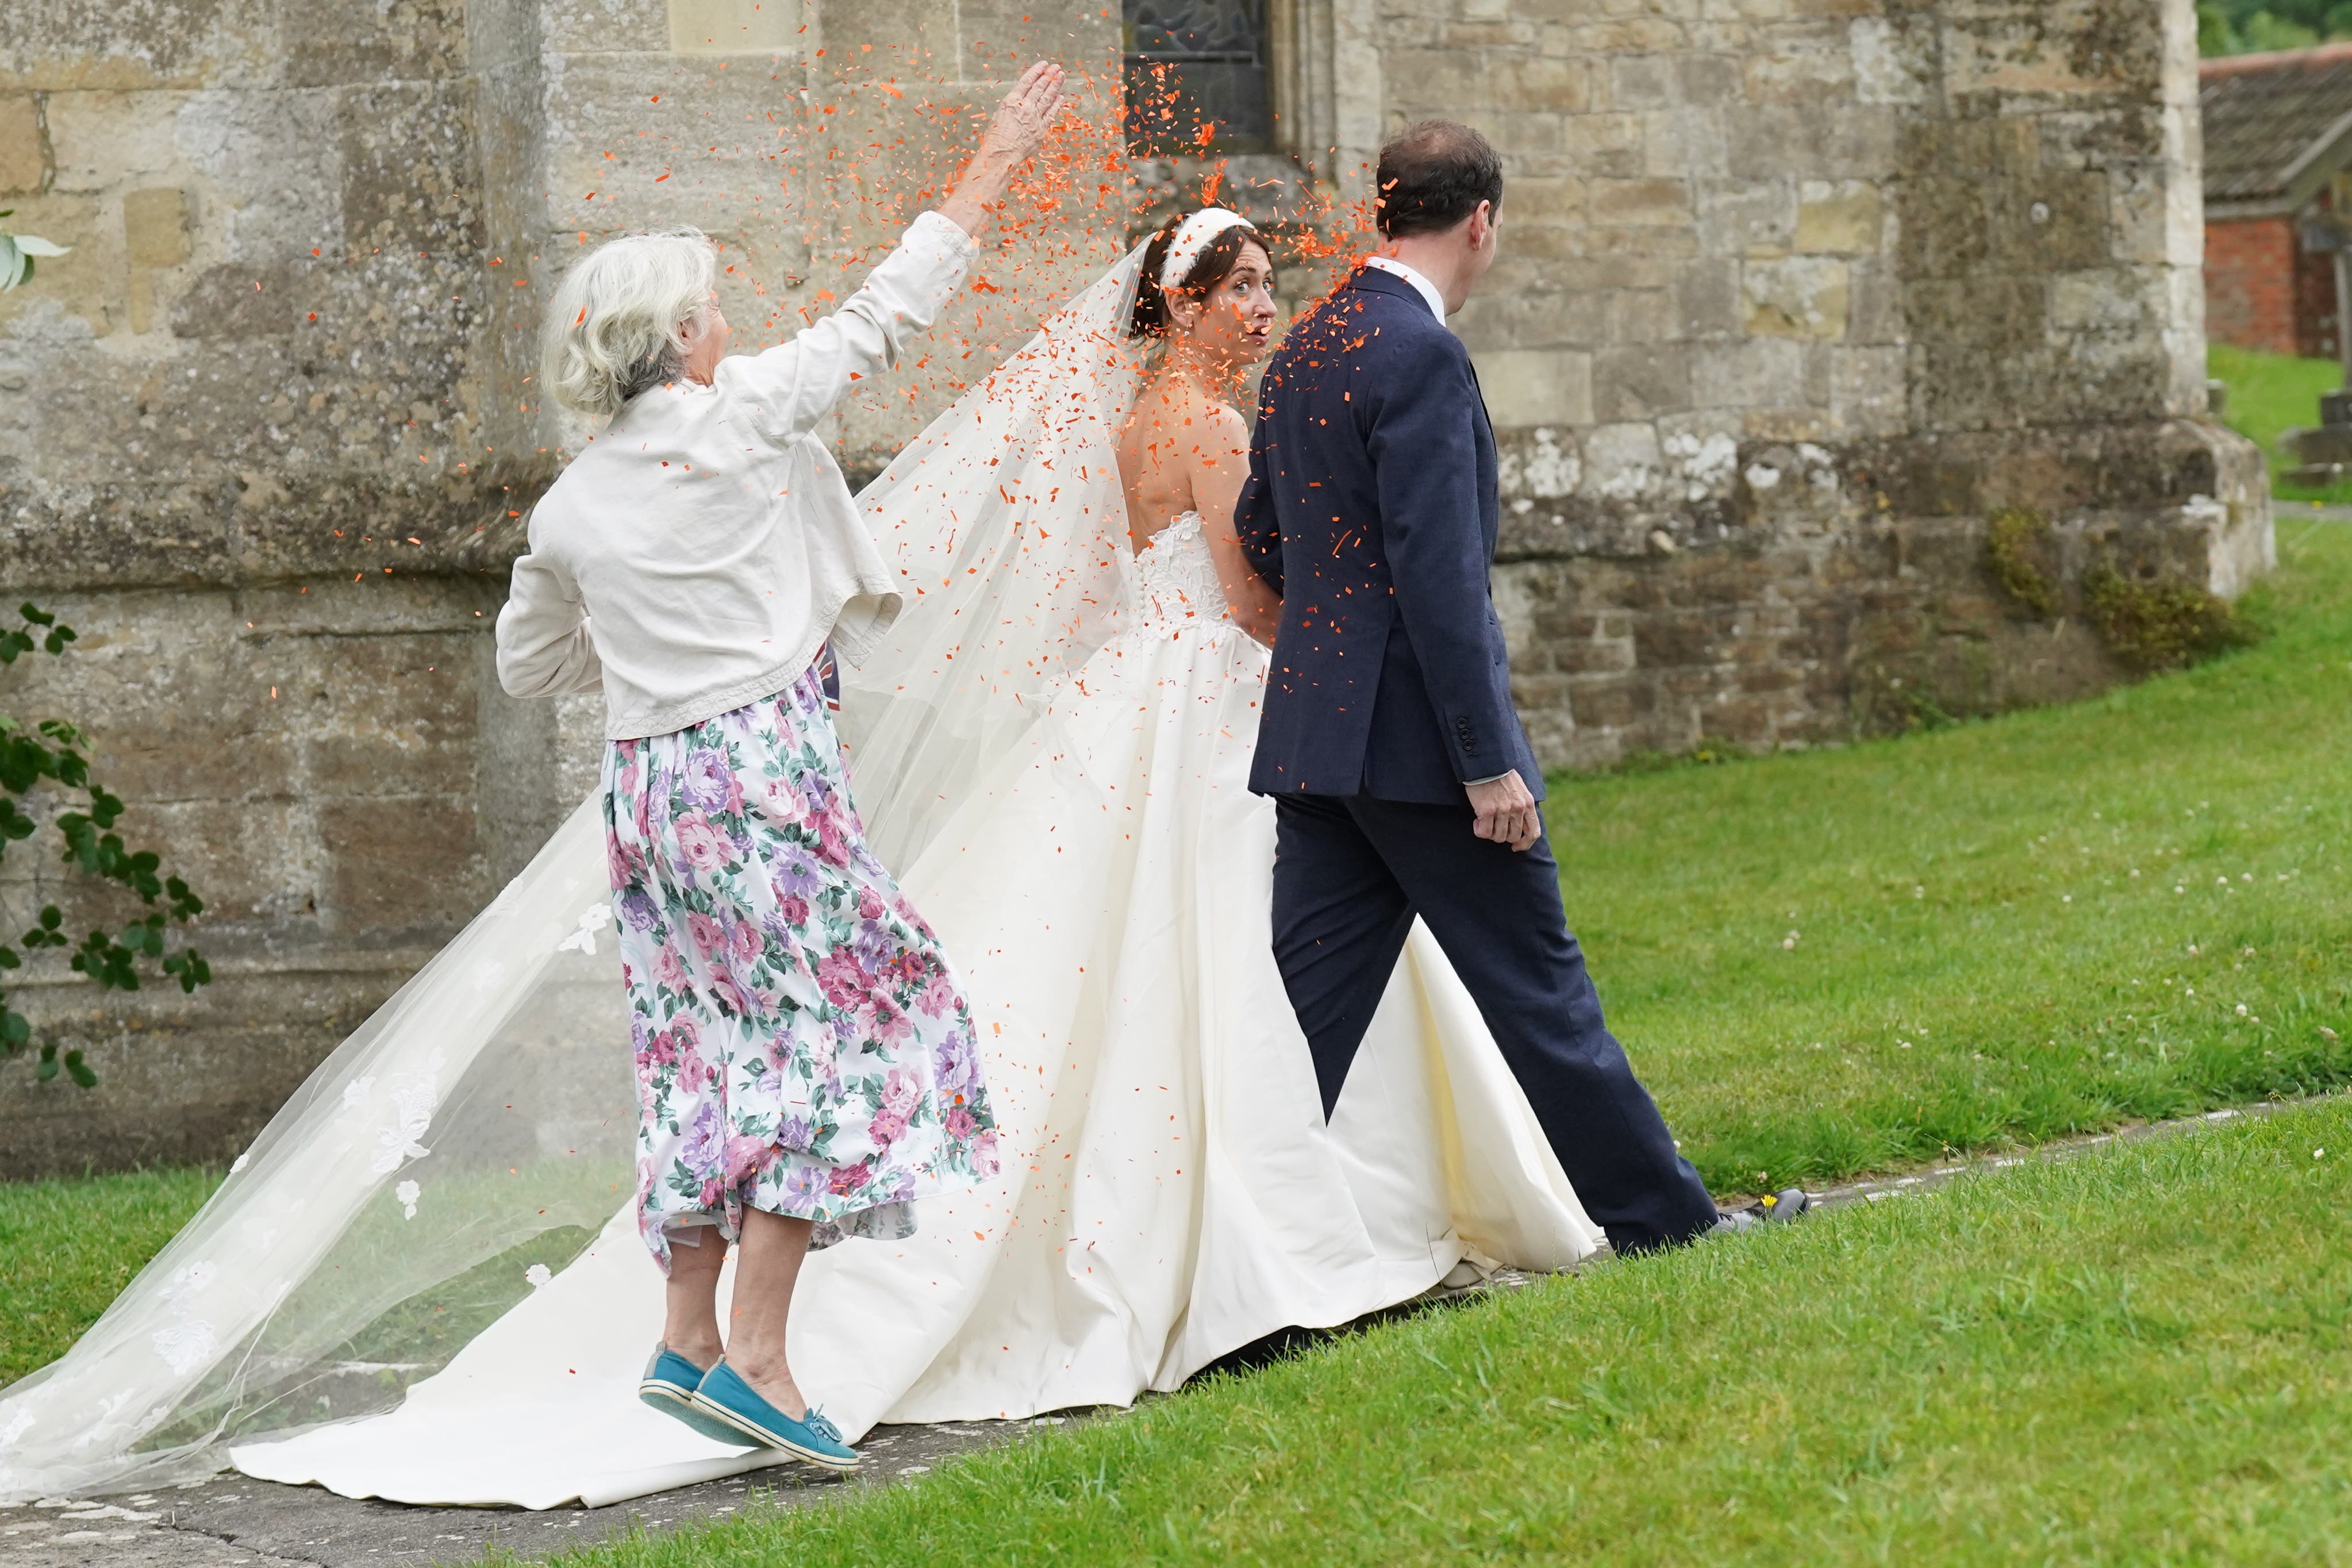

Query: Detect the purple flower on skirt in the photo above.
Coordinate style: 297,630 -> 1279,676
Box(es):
631,1014 -> 652,1054
775,1114 -> 814,1151
852,919 -> 897,975
618,887 -> 660,932
773,854 -> 823,902
682,749 -> 736,814
932,1027 -> 977,1096
782,1165 -> 826,1203
680,1100 -> 725,1175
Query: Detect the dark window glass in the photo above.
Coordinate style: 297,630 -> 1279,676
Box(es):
1124,0 -> 1270,156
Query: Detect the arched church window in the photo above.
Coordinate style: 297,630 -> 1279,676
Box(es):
1123,0 -> 1272,157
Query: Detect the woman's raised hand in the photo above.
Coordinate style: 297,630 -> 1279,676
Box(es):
979,61 -> 1067,167
939,61 -> 1067,240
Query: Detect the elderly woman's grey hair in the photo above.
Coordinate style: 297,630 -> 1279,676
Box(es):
543,227 -> 718,419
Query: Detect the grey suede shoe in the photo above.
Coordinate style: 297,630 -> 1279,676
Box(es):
1708,1187 -> 1812,1236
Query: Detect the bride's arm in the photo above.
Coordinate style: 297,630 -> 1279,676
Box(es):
1193,405 -> 1283,646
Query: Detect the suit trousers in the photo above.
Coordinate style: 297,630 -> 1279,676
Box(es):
1269,791 -> 1720,1255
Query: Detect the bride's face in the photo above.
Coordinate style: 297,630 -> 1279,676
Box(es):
1171,240 -> 1277,367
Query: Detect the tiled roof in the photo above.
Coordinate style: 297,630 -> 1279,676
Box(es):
2201,43 -> 2352,206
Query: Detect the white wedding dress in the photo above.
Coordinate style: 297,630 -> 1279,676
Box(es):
0,244 -> 1599,1511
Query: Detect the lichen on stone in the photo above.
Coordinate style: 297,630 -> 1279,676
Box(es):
1985,508 -> 2061,618
2082,564 -> 2256,672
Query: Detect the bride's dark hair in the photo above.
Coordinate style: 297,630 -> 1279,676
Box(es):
1128,213 -> 1263,339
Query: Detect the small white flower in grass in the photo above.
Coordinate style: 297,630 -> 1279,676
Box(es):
1782,930 -> 1799,950
2316,1149 -> 2327,1160
2061,894 -> 2072,904
2217,877 -> 2230,886
2130,868 -> 2140,878
2235,1004 -> 2249,1017
525,1263 -> 553,1288
1898,1039 -> 1913,1050
395,1179 -> 420,1219
2321,1027 -> 2341,1042
2188,944 -> 2200,955
2242,873 -> 2254,883
2174,885 -> 2186,894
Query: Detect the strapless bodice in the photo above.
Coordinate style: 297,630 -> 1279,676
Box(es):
1132,511 -> 1229,627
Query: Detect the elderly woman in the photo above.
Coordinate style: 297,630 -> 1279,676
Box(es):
495,61 -> 1065,1471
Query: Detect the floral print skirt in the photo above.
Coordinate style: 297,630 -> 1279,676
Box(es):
604,668 -> 997,1272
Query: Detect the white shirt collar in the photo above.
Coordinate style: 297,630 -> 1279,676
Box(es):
1364,255 -> 1447,320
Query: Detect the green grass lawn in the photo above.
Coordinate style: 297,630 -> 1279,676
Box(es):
1562,519 -> 2352,1197
556,1097 -> 2352,1567
2209,341 -> 2349,503
0,1165 -> 217,1385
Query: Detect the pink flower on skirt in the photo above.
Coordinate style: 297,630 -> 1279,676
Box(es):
816,812 -> 852,867
730,920 -> 766,966
710,971 -> 755,1019
816,950 -> 866,1008
828,1159 -> 873,1196
685,913 -> 729,961
723,1135 -> 774,1184
758,775 -> 810,828
674,811 -> 733,872
606,835 -> 642,890
678,1042 -> 714,1095
944,1106 -> 977,1142
654,944 -> 693,996
868,997 -> 915,1048
916,973 -> 960,1019
669,1015 -> 702,1056
778,894 -> 811,928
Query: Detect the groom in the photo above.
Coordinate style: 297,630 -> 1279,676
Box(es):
1238,121 -> 1786,1255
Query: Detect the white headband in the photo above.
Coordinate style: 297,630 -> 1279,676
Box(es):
1157,207 -> 1254,293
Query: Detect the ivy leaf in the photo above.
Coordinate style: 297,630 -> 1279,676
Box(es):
63,1048 -> 97,1089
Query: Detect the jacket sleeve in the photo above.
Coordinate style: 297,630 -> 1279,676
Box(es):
1368,332 -> 1517,786
1236,392 -> 1282,594
495,522 -> 603,700
717,210 -> 978,446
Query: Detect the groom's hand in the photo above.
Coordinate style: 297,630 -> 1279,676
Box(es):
1466,770 -> 1542,853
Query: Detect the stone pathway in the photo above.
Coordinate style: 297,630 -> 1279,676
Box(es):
3,1094 -> 2318,1567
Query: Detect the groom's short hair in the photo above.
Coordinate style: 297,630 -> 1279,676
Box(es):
1375,120 -> 1504,238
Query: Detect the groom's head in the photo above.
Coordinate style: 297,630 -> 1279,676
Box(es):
1374,120 -> 1504,307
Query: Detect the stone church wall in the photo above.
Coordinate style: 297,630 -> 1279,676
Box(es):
0,0 -> 2270,1173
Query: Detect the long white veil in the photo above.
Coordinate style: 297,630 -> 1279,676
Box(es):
835,242 -> 1146,868
0,241 -> 1153,1503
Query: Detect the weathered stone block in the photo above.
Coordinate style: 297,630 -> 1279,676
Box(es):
121,184 -> 187,266
1473,346 -> 1594,425
1743,255 -> 1850,339
0,91 -> 44,193
1794,179 -> 1880,255
670,0 -> 808,53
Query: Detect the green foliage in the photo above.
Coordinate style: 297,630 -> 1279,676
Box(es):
2083,562 -> 2260,671
1985,506 -> 2060,617
0,211 -> 68,293
0,602 -> 210,1089
2200,0 -> 2352,53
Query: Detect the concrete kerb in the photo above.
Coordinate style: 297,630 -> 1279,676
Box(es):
3,1093 -> 2328,1567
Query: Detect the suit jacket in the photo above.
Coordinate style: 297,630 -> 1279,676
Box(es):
1236,266 -> 1542,804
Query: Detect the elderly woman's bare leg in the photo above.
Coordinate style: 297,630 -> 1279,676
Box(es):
660,1225 -> 728,1370
722,1209 -> 817,1419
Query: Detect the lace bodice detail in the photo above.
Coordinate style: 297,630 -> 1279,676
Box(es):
1131,512 -> 1230,628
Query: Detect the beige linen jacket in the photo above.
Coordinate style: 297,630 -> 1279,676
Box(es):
495,211 -> 976,740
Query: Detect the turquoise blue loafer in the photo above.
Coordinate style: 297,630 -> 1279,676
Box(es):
639,1344 -> 755,1445
689,1359 -> 860,1471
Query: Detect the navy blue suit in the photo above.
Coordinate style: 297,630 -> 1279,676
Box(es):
1238,267 -> 1718,1254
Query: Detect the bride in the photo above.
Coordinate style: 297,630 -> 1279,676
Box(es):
0,209 -> 1599,1510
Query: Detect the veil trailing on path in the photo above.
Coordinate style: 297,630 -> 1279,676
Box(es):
0,241 -> 1156,1503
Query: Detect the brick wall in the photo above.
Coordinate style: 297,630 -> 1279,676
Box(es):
2205,216 -> 2300,355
